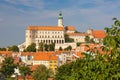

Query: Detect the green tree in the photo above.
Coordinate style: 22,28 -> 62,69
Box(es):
8,45 -> 19,52
103,18 -> 120,57
0,48 -> 6,51
38,42 -> 44,51
19,65 -> 30,80
55,63 -> 72,80
44,44 -> 49,51
0,57 -> 17,78
55,18 -> 120,80
59,47 -> 63,51
32,65 -> 51,80
85,36 -> 90,43
64,34 -> 74,42
49,42 -> 55,51
25,43 -> 36,52
55,54 -> 120,80
76,42 -> 81,46
64,45 -> 72,51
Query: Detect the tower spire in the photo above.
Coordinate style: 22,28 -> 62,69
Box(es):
58,11 -> 63,27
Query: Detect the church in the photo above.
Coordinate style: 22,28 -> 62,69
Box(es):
18,12 -> 106,51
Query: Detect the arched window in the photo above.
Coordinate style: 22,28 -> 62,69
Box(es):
49,40 -> 50,43
62,40 -> 64,43
59,40 -> 61,44
54,40 -> 56,43
57,40 -> 59,43
55,36 -> 57,38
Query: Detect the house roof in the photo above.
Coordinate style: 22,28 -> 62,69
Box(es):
33,52 -> 58,61
65,26 -> 75,31
0,51 -> 12,57
50,56 -> 58,60
75,52 -> 84,58
21,52 -> 34,56
27,26 -> 64,31
92,30 -> 106,38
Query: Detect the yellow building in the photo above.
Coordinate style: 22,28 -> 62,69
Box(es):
49,56 -> 58,73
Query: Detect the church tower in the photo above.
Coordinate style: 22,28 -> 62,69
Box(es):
58,11 -> 63,27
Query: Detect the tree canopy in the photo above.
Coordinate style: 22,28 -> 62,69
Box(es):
38,42 -> 55,51
55,18 -> 120,80
64,34 -> 74,42
64,45 -> 72,51
8,45 -> 19,52
32,65 -> 52,80
0,48 -> 6,51
0,57 -> 17,78
25,43 -> 36,52
19,64 -> 30,80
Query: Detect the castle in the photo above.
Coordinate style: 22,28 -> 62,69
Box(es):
18,12 -> 106,51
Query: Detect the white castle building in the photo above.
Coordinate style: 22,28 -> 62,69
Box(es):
18,12 -> 106,51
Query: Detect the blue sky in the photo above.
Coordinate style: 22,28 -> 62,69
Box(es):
0,0 -> 120,47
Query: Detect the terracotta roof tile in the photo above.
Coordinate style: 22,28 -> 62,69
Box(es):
0,51 -> 12,57
33,52 -> 58,61
75,52 -> 84,58
27,26 -> 64,31
92,30 -> 106,38
50,56 -> 58,60
65,26 -> 75,31
21,52 -> 34,56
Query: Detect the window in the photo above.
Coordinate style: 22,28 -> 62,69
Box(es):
27,55 -> 32,60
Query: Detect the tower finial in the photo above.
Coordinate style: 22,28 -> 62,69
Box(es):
59,11 -> 62,16
58,11 -> 63,19
58,11 -> 63,27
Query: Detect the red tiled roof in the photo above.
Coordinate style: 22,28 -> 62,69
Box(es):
33,52 -> 58,61
0,51 -> 12,57
27,26 -> 64,31
75,52 -> 84,58
50,56 -> 58,60
92,30 -> 106,38
65,26 -> 75,31
21,52 -> 34,56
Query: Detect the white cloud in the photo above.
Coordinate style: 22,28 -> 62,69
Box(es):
0,0 -> 120,47
4,0 -> 44,9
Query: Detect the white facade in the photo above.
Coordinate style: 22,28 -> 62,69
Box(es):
33,60 -> 50,68
69,35 -> 86,43
55,42 -> 76,51
25,28 -> 65,47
